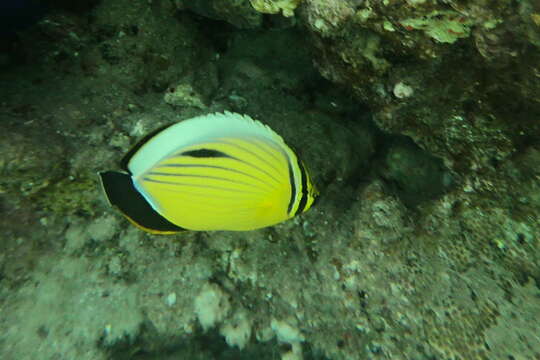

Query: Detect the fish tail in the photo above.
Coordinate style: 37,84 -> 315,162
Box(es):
99,171 -> 184,234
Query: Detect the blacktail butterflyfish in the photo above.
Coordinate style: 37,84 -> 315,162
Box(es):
99,111 -> 318,233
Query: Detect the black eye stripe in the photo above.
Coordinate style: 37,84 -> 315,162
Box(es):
294,160 -> 309,216
287,160 -> 296,215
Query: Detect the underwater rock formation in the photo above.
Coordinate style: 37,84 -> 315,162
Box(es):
0,1 -> 538,360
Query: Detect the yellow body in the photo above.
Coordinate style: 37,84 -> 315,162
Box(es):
101,112 -> 317,233
139,137 -> 293,231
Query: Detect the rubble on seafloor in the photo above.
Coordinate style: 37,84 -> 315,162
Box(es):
0,1 -> 539,359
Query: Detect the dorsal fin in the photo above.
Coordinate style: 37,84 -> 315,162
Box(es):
120,123 -> 174,172
126,112 -> 288,177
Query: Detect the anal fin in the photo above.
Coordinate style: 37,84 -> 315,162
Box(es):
99,171 -> 185,234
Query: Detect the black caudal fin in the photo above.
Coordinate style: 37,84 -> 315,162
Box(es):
99,171 -> 185,234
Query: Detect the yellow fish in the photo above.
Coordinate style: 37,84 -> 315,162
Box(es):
99,112 -> 318,233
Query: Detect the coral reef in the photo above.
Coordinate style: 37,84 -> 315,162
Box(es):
0,0 -> 539,359
250,0 -> 303,17
298,0 -> 540,172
